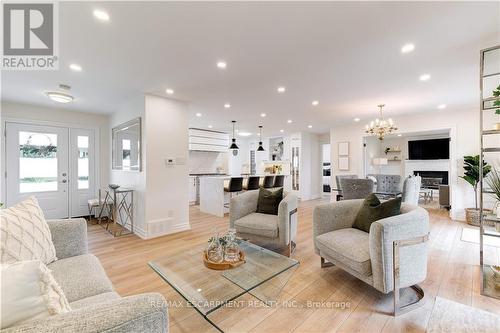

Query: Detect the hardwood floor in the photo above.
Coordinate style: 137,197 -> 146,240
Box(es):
87,199 -> 500,333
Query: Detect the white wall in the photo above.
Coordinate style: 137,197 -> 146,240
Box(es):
109,96 -> 147,236
330,108 -> 481,221
1,101 -> 110,202
290,132 -> 322,200
144,94 -> 190,237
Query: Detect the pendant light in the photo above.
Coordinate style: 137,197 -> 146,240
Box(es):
229,120 -> 239,150
257,125 -> 265,151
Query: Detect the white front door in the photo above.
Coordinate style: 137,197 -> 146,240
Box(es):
5,123 -> 96,219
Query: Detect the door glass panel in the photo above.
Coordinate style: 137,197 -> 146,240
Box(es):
77,136 -> 89,189
19,132 -> 58,193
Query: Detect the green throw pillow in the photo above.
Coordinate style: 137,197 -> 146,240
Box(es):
353,193 -> 402,233
256,187 -> 283,215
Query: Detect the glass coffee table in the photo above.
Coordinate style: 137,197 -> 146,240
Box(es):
149,239 -> 299,332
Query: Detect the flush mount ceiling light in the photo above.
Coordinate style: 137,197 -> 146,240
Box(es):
69,63 -> 82,72
229,120 -> 239,150
46,91 -> 74,103
166,88 -> 174,95
93,9 -> 110,21
401,43 -> 415,53
224,103 -> 231,109
312,100 -> 319,106
217,61 -> 227,69
260,113 -> 266,117
354,118 -> 361,122
196,112 -> 202,117
257,126 -> 265,152
287,119 -> 292,124
277,86 -> 286,93
365,104 -> 398,140
438,104 -> 447,109
419,74 -> 431,81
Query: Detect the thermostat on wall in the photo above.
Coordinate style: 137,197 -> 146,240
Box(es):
165,158 -> 175,168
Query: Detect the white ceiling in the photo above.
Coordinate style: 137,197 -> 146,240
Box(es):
2,1 -> 499,137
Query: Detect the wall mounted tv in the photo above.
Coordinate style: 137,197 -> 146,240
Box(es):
408,138 -> 450,160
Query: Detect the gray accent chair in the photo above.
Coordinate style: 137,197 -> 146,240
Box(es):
339,178 -> 374,200
335,174 -> 358,199
402,175 -> 422,206
229,190 -> 298,255
367,174 -> 402,194
3,219 -> 168,333
313,200 -> 429,315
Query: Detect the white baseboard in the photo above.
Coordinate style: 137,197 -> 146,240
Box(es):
146,218 -> 191,239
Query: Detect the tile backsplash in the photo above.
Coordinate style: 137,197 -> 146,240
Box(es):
189,151 -> 228,174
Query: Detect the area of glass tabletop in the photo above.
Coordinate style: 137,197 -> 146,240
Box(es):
149,239 -> 299,316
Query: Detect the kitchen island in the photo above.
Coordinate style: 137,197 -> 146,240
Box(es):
199,175 -> 289,217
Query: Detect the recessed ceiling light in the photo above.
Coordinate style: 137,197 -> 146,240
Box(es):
397,134 -> 402,137
312,100 -> 319,106
166,88 -> 174,95
69,63 -> 82,72
419,74 -> 431,81
238,132 -> 252,137
277,86 -> 286,93
401,43 -> 415,53
260,113 -> 266,117
46,92 -> 74,103
93,9 -> 110,21
354,118 -> 360,122
208,125 -> 213,129
235,129 -> 239,132
280,129 -> 284,133
308,125 -> 313,128
224,103 -> 231,109
196,113 -> 202,117
287,119 -> 292,124
217,61 -> 227,69
438,104 -> 447,109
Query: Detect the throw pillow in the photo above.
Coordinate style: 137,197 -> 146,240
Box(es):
1,260 -> 71,329
0,196 -> 57,264
353,193 -> 402,233
256,188 -> 283,215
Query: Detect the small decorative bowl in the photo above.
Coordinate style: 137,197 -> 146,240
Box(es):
108,184 -> 120,190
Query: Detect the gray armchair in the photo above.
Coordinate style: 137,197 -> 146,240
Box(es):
313,200 -> 429,315
402,175 -> 421,206
368,174 -> 402,193
230,190 -> 298,256
3,219 -> 168,333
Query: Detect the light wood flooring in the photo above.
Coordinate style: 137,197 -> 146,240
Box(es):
87,199 -> 500,333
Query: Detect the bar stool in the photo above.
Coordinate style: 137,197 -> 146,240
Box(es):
273,175 -> 285,188
224,177 -> 243,208
243,176 -> 260,191
262,175 -> 275,189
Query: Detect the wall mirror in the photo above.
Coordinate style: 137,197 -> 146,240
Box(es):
112,117 -> 142,171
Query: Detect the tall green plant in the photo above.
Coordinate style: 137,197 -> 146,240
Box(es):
493,84 -> 500,115
460,155 -> 491,209
486,168 -> 500,202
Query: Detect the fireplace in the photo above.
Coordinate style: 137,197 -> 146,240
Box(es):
413,171 -> 448,189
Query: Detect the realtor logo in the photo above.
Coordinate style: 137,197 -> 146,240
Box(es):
2,2 -> 59,70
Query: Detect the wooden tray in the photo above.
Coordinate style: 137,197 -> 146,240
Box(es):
203,250 -> 245,270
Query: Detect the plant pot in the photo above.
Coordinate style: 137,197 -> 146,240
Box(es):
465,208 -> 493,226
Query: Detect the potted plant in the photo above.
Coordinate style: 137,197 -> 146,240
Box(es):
486,168 -> 500,231
460,155 -> 491,226
493,84 -> 500,130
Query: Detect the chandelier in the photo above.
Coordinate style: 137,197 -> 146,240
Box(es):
365,104 -> 398,140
